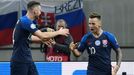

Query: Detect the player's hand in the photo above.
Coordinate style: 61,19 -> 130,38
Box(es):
69,42 -> 77,51
58,28 -> 69,36
51,39 -> 56,45
112,65 -> 120,75
47,28 -> 55,32
42,39 -> 53,47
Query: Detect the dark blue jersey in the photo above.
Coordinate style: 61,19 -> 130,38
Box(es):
78,31 -> 119,72
11,16 -> 38,63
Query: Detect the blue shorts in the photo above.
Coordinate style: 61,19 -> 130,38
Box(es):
87,70 -> 111,75
10,62 -> 38,75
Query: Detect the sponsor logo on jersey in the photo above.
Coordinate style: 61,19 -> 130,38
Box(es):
95,40 -> 101,46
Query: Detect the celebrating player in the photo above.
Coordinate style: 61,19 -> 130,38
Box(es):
10,1 -> 69,75
70,12 -> 122,75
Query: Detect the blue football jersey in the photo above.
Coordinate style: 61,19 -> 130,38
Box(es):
11,16 -> 38,63
78,31 -> 119,72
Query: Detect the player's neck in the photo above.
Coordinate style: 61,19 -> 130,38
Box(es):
26,12 -> 35,20
93,29 -> 103,38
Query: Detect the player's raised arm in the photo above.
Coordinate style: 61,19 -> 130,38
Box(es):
33,28 -> 69,42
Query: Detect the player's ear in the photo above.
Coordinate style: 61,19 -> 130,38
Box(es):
98,20 -> 102,27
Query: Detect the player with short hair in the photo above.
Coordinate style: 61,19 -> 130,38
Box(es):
10,1 -> 69,75
70,12 -> 122,75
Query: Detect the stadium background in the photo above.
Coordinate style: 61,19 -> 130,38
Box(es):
0,0 -> 134,75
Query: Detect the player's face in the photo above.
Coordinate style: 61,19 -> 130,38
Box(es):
32,5 -> 41,19
89,18 -> 101,33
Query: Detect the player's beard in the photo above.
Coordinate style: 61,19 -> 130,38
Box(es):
34,15 -> 39,20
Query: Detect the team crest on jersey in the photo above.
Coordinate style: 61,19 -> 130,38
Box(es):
102,40 -> 108,47
30,24 -> 36,29
95,40 -> 101,46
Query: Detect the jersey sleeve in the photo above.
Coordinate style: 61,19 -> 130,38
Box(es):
77,34 -> 88,53
106,32 -> 120,50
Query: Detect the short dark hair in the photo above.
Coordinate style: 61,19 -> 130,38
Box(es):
27,1 -> 40,10
89,12 -> 101,20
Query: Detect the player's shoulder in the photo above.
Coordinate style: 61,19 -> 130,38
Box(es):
81,32 -> 92,41
103,31 -> 116,40
85,32 -> 92,36
103,31 -> 115,37
20,16 -> 27,22
20,16 -> 31,25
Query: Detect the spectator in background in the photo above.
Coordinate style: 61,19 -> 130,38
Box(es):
41,19 -> 73,62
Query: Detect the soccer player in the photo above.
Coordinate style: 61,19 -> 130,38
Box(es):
70,12 -> 122,75
10,1 -> 69,75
